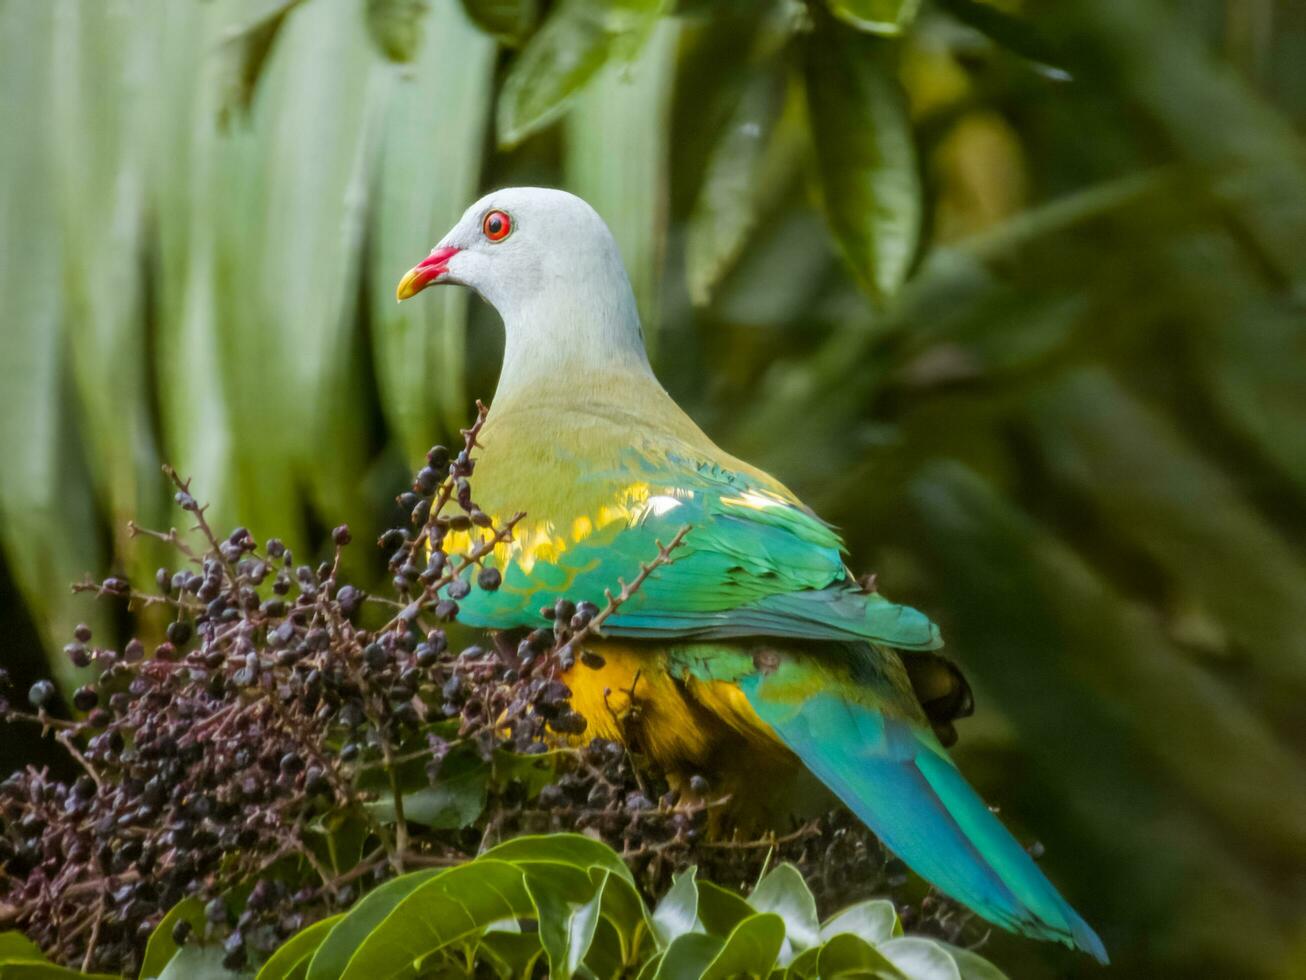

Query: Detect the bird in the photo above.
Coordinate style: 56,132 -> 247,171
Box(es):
395,187 -> 1107,963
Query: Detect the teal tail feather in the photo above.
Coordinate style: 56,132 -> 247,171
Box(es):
742,683 -> 1108,963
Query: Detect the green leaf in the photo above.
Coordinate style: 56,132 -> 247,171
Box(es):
140,898 -> 208,980
653,932 -> 725,979
594,868 -> 656,964
368,0 -> 494,453
825,0 -> 921,36
700,912 -> 786,979
783,945 -> 821,979
497,0 -> 666,147
747,864 -> 820,961
305,869 -> 440,980
635,951 -> 666,980
365,0 -> 430,62
523,865 -> 606,976
694,879 -> 755,938
481,832 -> 635,883
685,67 -> 788,306
0,0 -> 110,687
337,860 -> 532,979
479,930 -> 545,978
651,867 -> 701,948
215,0 -> 308,118
804,17 -> 919,301
254,915 -> 343,980
565,14 -> 679,346
0,934 -> 44,963
876,938 -> 960,980
815,933 -> 903,978
820,899 -> 900,945
366,744 -> 489,828
938,944 -> 1010,980
459,0 -> 538,46
157,944 -> 250,980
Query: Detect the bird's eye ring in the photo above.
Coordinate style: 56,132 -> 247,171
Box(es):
482,209 -> 512,242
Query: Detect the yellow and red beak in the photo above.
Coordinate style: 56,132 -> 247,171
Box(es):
395,245 -> 461,301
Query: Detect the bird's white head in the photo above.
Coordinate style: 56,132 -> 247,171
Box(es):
396,187 -> 650,393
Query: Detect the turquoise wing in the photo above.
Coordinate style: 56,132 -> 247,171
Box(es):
455,452 -> 940,650
671,646 -> 1108,962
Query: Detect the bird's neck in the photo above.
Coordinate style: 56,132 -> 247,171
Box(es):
493,281 -> 654,405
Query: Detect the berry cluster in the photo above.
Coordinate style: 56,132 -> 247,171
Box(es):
0,405 -> 966,973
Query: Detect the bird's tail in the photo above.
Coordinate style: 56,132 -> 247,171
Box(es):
741,676 -> 1108,963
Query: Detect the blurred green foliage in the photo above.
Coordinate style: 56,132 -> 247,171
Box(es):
1,0 -> 1305,976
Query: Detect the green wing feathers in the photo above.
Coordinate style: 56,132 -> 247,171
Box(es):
456,451 -> 941,650
676,647 -> 1108,962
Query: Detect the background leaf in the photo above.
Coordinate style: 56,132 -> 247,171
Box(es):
804,15 -> 919,300
496,0 -> 666,147
826,0 -> 922,37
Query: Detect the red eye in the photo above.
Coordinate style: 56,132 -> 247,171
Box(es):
482,209 -> 511,242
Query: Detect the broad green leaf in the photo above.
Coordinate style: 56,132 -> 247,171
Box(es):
820,899 -> 900,945
497,0 -> 666,147
51,0 -> 169,590
565,873 -> 609,976
701,912 -> 786,979
805,17 -> 919,300
366,744 -> 489,828
523,865 -> 606,976
140,898 -> 208,980
219,0 -> 377,543
685,67 -> 788,306
815,933 -> 903,978
365,0 -> 429,62
369,0 -> 494,454
214,0 -> 308,117
565,15 -> 679,349
595,867 -> 655,963
254,914 -> 343,980
651,868 -> 701,948
695,879 -> 755,938
634,951 -> 666,980
782,945 -> 820,979
938,944 -> 1009,980
459,0 -> 538,45
582,916 -> 627,979
0,934 -> 44,963
0,0 -> 109,685
826,0 -> 921,36
481,832 -> 635,883
478,930 -> 545,978
338,860 -> 531,979
652,932 -> 725,979
305,869 -> 440,980
748,864 -> 820,961
157,944 -> 250,980
877,938 -> 960,980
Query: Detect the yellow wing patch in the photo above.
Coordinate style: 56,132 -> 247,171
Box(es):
446,481 -> 654,574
